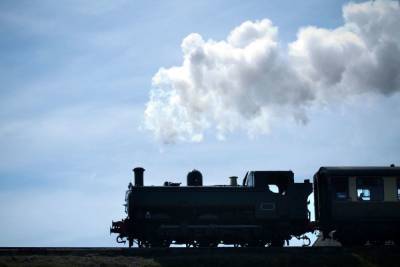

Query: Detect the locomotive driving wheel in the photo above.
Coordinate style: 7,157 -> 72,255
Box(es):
337,236 -> 366,247
368,240 -> 385,246
138,240 -> 151,248
247,240 -> 266,247
208,241 -> 219,247
268,239 -> 285,247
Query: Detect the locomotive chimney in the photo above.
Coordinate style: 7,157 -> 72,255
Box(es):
229,176 -> 238,186
133,167 -> 145,186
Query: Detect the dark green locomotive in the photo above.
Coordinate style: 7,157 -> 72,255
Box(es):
111,167 -> 313,247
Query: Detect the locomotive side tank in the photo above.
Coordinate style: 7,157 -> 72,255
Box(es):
313,166 -> 400,246
111,167 -> 313,247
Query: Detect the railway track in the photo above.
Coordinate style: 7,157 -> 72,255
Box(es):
0,246 -> 397,256
1,247 -> 400,267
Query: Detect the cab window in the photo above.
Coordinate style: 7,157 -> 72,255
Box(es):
268,185 -> 279,194
332,177 -> 349,200
356,177 -> 383,201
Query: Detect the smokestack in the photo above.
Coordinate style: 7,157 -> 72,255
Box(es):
133,167 -> 145,186
229,176 -> 238,186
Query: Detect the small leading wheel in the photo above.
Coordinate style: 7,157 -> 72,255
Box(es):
186,241 -> 199,248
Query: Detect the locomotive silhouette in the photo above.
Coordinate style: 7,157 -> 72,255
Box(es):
111,165 -> 400,247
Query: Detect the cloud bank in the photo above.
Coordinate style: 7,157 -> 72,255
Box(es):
145,0 -> 400,143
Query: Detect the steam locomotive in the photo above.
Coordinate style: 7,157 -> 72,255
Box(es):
110,165 -> 400,247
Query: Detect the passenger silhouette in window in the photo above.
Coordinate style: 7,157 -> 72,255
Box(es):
356,177 -> 383,201
357,190 -> 370,201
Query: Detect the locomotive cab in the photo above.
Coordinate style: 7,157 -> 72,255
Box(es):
243,171 -> 294,194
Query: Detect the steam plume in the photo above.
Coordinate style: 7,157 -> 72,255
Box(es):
145,0 -> 400,143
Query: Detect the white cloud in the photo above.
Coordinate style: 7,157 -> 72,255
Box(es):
290,0 -> 400,98
145,0 -> 400,143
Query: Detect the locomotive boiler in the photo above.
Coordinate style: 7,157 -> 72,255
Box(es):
111,167 -> 313,247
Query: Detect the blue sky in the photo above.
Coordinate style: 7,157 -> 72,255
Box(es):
0,0 -> 399,246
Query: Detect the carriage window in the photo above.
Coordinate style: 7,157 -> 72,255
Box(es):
332,177 -> 349,200
356,177 -> 383,201
397,178 -> 400,200
357,188 -> 371,201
